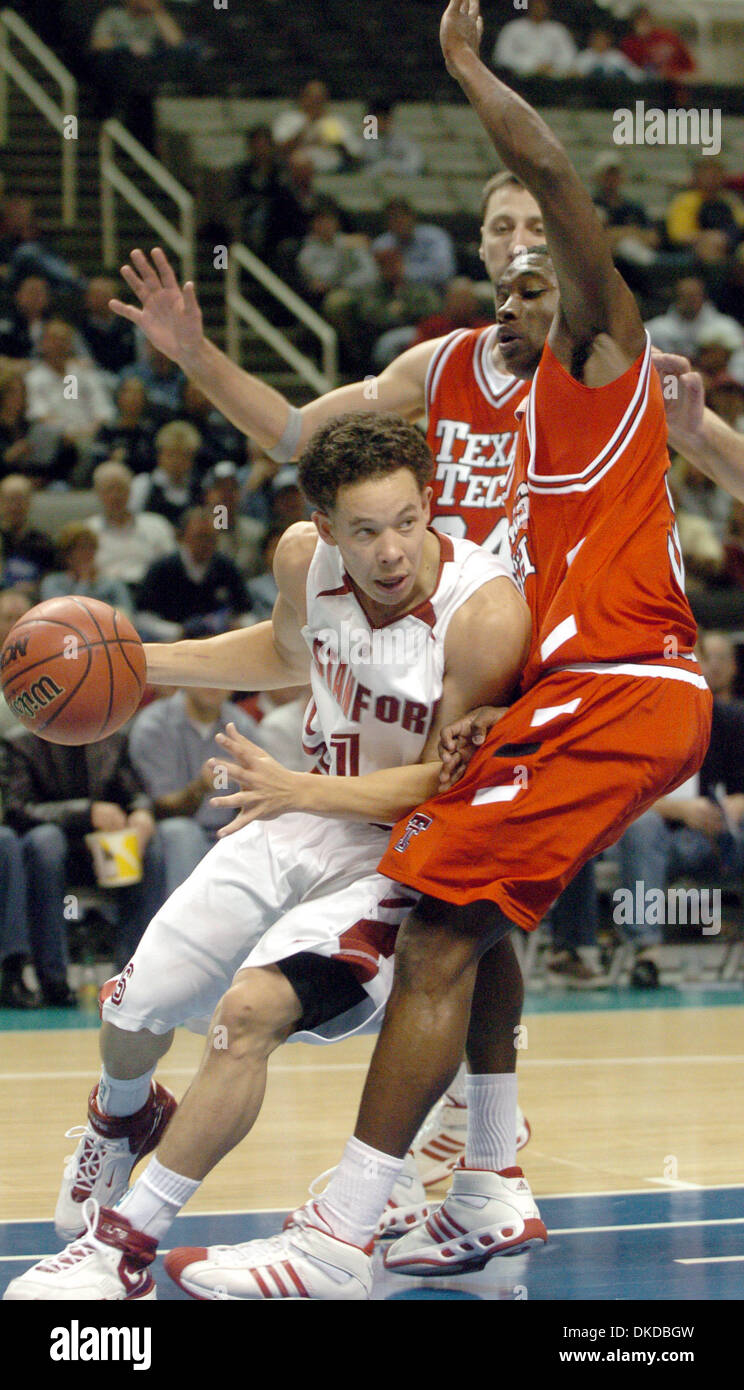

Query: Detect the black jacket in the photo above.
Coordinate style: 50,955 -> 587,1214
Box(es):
0,727 -> 152,837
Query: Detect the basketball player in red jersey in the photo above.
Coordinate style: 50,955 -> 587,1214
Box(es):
161,0 -> 713,1296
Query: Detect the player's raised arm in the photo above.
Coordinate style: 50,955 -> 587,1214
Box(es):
110,249 -> 438,458
439,0 -> 644,364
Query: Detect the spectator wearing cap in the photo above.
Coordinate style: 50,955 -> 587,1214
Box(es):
86,459 -> 175,592
203,460 -> 265,580
359,99 -> 423,177
493,0 -> 577,79
137,505 -> 252,641
40,521 -> 134,615
129,419 -> 201,528
372,200 -> 456,293
646,277 -> 744,364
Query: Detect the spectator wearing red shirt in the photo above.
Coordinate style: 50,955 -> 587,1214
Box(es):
621,6 -> 695,79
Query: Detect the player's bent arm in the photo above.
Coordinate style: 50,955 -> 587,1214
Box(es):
143,524 -> 314,689
292,760 -> 444,825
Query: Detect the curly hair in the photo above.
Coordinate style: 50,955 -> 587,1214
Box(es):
298,412 -> 433,514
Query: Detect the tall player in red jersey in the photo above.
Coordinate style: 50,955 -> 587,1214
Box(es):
160,0 -> 713,1296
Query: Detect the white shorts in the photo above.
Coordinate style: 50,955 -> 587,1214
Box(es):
100,812 -> 418,1044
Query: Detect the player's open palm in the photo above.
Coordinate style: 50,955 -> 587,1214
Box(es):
440,0 -> 483,75
109,247 -> 204,366
209,723 -> 301,835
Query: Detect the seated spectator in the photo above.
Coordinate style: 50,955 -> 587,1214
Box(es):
493,0 -> 577,79
0,365 -> 35,479
80,276 -> 137,378
722,499 -> 744,593
0,725 -> 165,1002
612,678 -> 744,985
707,377 -> 744,432
0,473 -> 57,591
620,5 -> 696,80
181,381 -> 245,480
128,685 -> 262,894
121,343 -> 186,421
413,277 -> 491,344
0,275 -> 51,359
269,473 -> 309,533
668,462 -> 725,591
238,445 -> 283,528
137,505 -> 252,639
272,80 -> 360,174
129,419 -> 201,527
231,125 -> 287,255
646,277 -> 744,363
359,99 -> 424,177
203,460 -> 265,580
694,327 -> 744,392
546,861 -> 606,988
89,0 -> 199,151
90,376 -> 158,478
40,520 -> 134,615
0,825 -> 38,1008
573,27 -> 642,82
325,245 -> 439,371
666,160 -> 744,257
246,524 -> 283,622
25,319 -> 115,473
373,199 -> 456,292
264,152 -> 324,274
87,460 -> 174,592
0,196 -> 80,291
0,587 -> 32,734
698,630 -> 740,704
297,202 -> 378,308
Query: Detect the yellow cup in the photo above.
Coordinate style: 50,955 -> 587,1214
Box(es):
85,830 -> 143,887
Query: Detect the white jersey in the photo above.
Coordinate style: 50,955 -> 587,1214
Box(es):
300,531 -> 514,779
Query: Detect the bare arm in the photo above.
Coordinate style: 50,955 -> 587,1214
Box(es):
109,248 -> 438,453
440,1 -> 644,370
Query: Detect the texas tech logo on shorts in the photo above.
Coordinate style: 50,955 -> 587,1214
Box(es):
394,813 -> 433,853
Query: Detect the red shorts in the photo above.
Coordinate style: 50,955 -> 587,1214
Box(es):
378,665 -> 713,931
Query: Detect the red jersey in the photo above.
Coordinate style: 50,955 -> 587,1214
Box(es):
505,332 -> 698,693
426,325 -> 529,560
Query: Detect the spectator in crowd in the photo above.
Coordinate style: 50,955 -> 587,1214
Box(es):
297,201 -> 378,308
25,319 -> 116,471
0,588 -> 31,736
0,365 -> 36,479
373,199 -> 456,292
122,342 -> 186,421
137,505 -> 252,639
268,474 -> 309,532
591,153 -> 694,289
708,377 -> 744,432
694,326 -> 744,391
0,196 -> 80,291
181,381 -> 244,479
666,160 -> 744,258
613,658 -> 744,986
86,459 -> 175,592
413,277 -> 491,345
129,419 -> 201,527
698,631 -> 740,704
359,98 -> 424,177
0,725 -> 165,1002
246,524 -> 283,622
493,0 -> 577,79
231,125 -> 286,255
89,0 -> 199,150
238,446 -> 283,528
0,826 -> 38,1008
573,26 -> 642,82
91,377 -> 158,478
263,152 -> 324,274
272,80 -> 360,173
238,683 -> 312,773
620,5 -> 696,80
0,473 -> 57,591
546,861 -> 605,988
128,685 -> 262,893
646,277 -> 744,363
80,276 -> 137,377
722,498 -> 744,596
39,520 -> 134,615
0,275 -> 51,359
323,245 -> 437,371
203,460 -> 265,580
668,459 -> 726,592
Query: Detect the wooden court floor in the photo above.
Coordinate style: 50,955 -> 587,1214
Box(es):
1,1004 -> 743,1223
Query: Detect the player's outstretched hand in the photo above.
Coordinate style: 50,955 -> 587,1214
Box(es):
208,723 -> 300,835
109,247 -> 204,367
651,349 -> 705,440
440,0 -> 483,76
438,705 -> 507,790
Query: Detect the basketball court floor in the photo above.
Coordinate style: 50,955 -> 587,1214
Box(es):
2,987 -> 743,1302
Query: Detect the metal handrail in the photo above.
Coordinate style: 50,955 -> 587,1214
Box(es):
100,118 -> 195,282
226,242 -> 338,393
0,8 -> 77,226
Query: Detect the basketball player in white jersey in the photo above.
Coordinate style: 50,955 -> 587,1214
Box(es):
5,412 -> 530,1301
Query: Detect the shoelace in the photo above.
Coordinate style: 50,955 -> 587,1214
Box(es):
37,1200 -> 103,1272
62,1127 -> 107,1189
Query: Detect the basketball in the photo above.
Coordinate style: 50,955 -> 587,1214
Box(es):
0,596 -> 146,745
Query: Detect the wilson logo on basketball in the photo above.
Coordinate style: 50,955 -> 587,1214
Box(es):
0,635 -> 30,670
9,674 -> 65,720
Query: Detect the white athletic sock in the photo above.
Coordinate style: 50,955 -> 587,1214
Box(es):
314,1137 -> 404,1248
116,1157 -> 201,1243
465,1073 -> 518,1171
97,1066 -> 155,1118
444,1062 -> 468,1106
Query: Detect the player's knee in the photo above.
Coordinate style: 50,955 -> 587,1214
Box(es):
208,968 -> 300,1058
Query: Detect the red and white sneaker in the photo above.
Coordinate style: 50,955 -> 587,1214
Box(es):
165,1222 -> 373,1301
383,1161 -> 547,1276
375,1151 -> 433,1240
55,1080 -> 177,1241
411,1097 -> 531,1187
3,1200 -> 157,1301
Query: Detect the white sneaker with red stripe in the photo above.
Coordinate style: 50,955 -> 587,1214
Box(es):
382,1161 -> 547,1276
55,1080 -> 177,1241
3,1200 -> 157,1301
165,1222 -> 373,1301
411,1096 -> 531,1188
